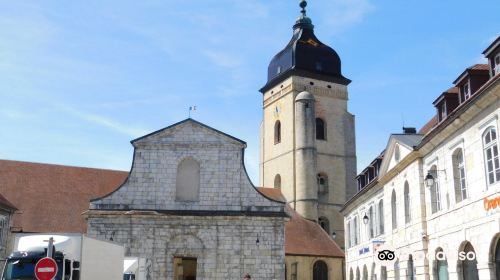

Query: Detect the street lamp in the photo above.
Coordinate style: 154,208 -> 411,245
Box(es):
363,213 -> 369,225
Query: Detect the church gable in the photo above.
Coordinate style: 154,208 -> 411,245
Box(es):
90,119 -> 285,214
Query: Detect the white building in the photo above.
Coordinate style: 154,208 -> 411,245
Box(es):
342,37 -> 500,280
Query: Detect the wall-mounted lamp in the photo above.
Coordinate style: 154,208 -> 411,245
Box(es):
425,172 -> 435,188
363,213 -> 369,225
332,232 -> 337,240
425,170 -> 446,188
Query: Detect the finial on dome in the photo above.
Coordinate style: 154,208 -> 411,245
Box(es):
294,0 -> 314,30
300,0 -> 307,16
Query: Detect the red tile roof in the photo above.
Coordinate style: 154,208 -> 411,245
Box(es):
285,207 -> 344,258
446,87 -> 459,94
418,115 -> 438,135
258,187 -> 344,258
257,187 -> 287,202
0,160 -> 127,233
0,193 -> 17,211
471,64 -> 489,71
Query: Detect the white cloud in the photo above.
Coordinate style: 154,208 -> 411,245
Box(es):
56,104 -> 149,137
320,0 -> 375,33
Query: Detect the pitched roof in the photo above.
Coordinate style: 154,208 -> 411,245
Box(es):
257,187 -> 344,258
391,134 -> 424,149
0,160 -> 127,233
453,64 -> 490,84
0,193 -> 17,211
483,36 -> 500,56
285,207 -> 344,258
418,115 -> 438,135
257,187 -> 287,202
132,118 -> 246,146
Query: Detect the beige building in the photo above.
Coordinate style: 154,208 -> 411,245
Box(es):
342,37 -> 500,280
259,0 -> 357,248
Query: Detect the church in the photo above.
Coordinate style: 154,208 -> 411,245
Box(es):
86,1 -> 355,279
0,1 -> 354,280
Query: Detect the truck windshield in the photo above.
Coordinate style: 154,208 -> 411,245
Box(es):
2,258 -> 63,280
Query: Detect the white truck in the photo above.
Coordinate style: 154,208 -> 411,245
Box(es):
1,233 -> 124,280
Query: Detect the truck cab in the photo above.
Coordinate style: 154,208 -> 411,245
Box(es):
2,250 -> 80,280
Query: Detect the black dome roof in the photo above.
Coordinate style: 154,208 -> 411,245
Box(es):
260,2 -> 350,93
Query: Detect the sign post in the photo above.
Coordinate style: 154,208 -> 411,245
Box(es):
35,257 -> 58,280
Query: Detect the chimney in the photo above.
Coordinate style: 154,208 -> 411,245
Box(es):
403,127 -> 417,134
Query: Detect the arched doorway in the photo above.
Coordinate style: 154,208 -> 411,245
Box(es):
435,248 -> 448,280
460,242 -> 479,280
495,237 -> 500,280
407,254 -> 415,280
380,266 -> 387,280
313,260 -> 328,280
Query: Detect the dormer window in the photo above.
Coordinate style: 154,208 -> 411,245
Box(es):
494,54 -> 500,76
440,102 -> 447,121
460,82 -> 470,102
277,66 -> 282,74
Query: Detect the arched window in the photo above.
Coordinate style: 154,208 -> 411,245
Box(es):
349,268 -> 354,280
370,263 -> 376,280
429,165 -> 442,214
378,200 -> 384,234
356,267 -> 360,280
175,158 -> 200,202
274,120 -> 281,144
362,265 -> 368,280
407,255 -> 415,280
317,173 -> 329,194
452,148 -> 468,202
391,190 -> 397,230
368,206 -> 374,239
380,266 -> 387,280
316,118 -> 326,140
354,216 -> 359,245
313,260 -> 328,280
274,174 -> 282,189
404,181 -> 411,224
394,259 -> 400,280
395,145 -> 401,162
483,127 -> 500,185
318,217 -> 330,234
435,248 -> 448,280
461,242 -> 479,280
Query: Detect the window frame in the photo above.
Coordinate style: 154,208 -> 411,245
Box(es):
483,126 -> 500,187
274,120 -> 282,144
315,118 -> 327,141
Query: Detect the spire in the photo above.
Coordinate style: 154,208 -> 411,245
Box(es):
294,0 -> 314,30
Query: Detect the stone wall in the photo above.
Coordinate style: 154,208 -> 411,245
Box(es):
87,119 -> 287,280
87,213 -> 285,280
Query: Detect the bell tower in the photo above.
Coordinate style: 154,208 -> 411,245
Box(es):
259,0 -> 357,247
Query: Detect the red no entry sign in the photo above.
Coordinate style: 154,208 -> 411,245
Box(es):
35,257 -> 58,280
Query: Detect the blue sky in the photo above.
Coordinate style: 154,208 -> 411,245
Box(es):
0,0 -> 498,183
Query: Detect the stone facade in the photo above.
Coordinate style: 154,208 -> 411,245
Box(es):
86,119 -> 287,280
260,75 -> 357,248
